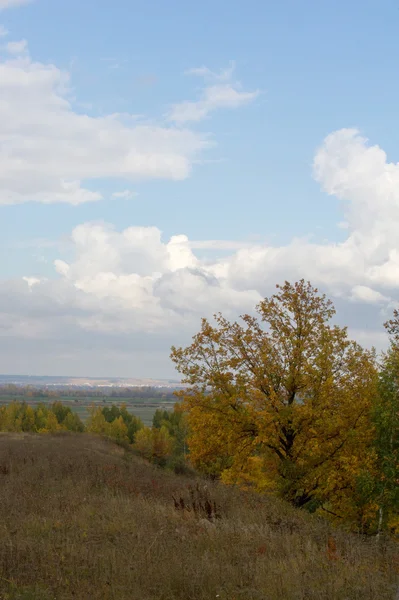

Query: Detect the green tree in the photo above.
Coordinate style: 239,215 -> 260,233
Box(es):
152,409 -> 170,429
21,405 -> 36,432
363,312 -> 399,535
125,415 -> 143,443
51,401 -> 72,425
63,411 -> 85,432
102,405 -> 122,423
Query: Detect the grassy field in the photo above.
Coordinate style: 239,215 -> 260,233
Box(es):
0,433 -> 397,600
0,396 -> 176,426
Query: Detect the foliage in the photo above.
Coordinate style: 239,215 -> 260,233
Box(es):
152,403 -> 189,458
171,280 -> 378,522
0,401 -> 85,434
134,425 -> 174,466
102,403 -> 143,443
87,404 -> 144,445
356,316 -> 399,535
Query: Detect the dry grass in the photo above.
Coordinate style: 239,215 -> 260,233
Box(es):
0,432 -> 397,600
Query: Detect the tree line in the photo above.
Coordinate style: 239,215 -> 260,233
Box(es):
0,386 -> 177,400
0,400 -> 189,474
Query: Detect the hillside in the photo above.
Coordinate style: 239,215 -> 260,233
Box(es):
0,434 -> 397,600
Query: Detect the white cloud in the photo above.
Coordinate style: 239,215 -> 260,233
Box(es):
0,25 -> 8,36
0,43 -> 249,205
6,38 -> 27,54
189,239 -> 256,251
0,223 -> 261,346
168,63 -> 259,124
186,61 -> 236,82
22,276 -> 42,288
350,285 -> 388,305
313,128 -> 399,290
0,0 -> 31,9
111,190 -> 137,200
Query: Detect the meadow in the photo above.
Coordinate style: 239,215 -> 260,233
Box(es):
0,432 -> 397,600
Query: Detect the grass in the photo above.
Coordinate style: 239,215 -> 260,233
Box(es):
0,433 -> 397,600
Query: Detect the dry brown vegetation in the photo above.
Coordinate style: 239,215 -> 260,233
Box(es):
0,433 -> 397,600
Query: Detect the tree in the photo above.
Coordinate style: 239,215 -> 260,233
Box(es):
102,405 -> 122,423
34,405 -> 48,431
101,404 -> 143,443
63,411 -> 85,432
108,416 -> 129,444
134,427 -> 153,460
119,404 -> 143,443
41,411 -> 60,433
21,405 -> 36,432
87,407 -> 108,436
51,401 -> 72,425
171,280 -> 377,512
152,425 -> 174,465
359,311 -> 399,535
373,352 -> 399,534
152,409 -> 170,429
134,425 -> 174,466
126,415 -> 143,444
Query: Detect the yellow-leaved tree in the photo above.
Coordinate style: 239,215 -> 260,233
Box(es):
171,280 -> 377,516
134,425 -> 174,466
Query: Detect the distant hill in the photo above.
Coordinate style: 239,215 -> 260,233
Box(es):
0,374 -> 184,389
0,433 -> 397,600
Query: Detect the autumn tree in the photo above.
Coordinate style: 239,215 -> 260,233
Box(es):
42,411 -> 61,433
134,425 -> 174,466
0,401 -> 83,434
134,427 -> 153,460
101,404 -> 143,443
62,411 -> 85,432
87,407 -> 109,436
88,405 -> 142,445
107,416 -> 129,444
171,280 -> 377,512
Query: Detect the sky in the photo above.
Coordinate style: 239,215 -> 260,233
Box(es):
1,0 -> 399,377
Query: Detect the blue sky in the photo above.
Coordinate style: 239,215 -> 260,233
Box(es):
1,0 -> 399,376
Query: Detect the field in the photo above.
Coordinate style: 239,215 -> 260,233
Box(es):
0,396 -> 176,426
0,433 -> 397,600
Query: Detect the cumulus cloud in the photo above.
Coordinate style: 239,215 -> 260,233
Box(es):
313,128 -> 399,290
6,130 -> 399,339
2,120 -> 399,373
0,224 -> 261,348
1,42 -> 248,205
168,63 -> 259,124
